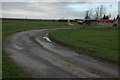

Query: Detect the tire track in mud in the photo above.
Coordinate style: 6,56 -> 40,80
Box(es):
3,28 -> 118,78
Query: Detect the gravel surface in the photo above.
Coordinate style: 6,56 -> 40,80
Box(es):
3,28 -> 119,78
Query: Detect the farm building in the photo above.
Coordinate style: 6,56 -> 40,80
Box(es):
76,19 -> 119,27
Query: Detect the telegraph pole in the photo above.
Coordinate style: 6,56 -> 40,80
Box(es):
26,16 -> 27,21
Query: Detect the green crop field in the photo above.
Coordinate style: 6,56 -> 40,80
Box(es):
49,28 -> 118,64
3,20 -> 78,38
2,20 -> 79,78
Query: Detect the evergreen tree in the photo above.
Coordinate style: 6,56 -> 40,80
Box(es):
113,17 -> 116,20
116,15 -> 119,20
102,14 -> 106,20
106,16 -> 109,20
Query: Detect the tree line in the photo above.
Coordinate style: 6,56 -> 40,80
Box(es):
84,5 -> 119,20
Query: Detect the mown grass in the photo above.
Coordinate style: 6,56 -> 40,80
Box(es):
2,50 -> 31,78
3,20 -> 78,38
2,20 -> 79,78
49,28 -> 118,64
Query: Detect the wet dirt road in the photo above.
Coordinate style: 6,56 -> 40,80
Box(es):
3,28 -> 118,78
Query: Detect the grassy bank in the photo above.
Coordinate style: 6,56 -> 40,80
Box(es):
2,20 -> 79,78
49,28 -> 118,64
2,50 -> 31,78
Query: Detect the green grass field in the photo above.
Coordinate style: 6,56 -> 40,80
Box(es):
2,20 -> 78,78
49,28 -> 118,64
2,20 -> 118,78
3,20 -> 78,38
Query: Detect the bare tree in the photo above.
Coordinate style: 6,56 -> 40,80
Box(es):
100,5 -> 106,19
95,5 -> 106,20
84,9 -> 93,20
108,13 -> 111,20
95,7 -> 100,19
84,10 -> 89,19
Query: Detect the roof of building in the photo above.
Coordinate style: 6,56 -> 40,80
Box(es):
97,20 -> 117,22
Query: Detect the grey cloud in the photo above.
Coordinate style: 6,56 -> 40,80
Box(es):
2,2 -> 45,12
2,2 -> 85,19
2,2 -> 118,19
2,0 -> 119,2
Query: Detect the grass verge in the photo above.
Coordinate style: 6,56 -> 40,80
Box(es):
2,50 -> 31,78
49,27 -> 118,64
2,20 -> 79,78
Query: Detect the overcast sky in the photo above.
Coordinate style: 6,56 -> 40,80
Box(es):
2,1 -> 119,19
1,0 -> 119,2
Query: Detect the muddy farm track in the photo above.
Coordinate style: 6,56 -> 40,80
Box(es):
3,28 -> 118,78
